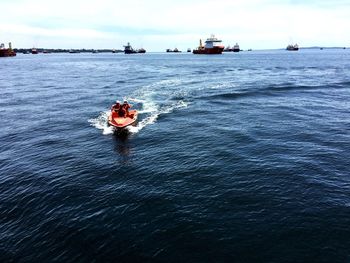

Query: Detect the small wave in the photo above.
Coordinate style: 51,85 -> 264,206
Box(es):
199,82 -> 343,101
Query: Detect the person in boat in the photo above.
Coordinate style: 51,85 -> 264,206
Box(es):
118,104 -> 126,117
122,100 -> 132,116
111,100 -> 121,112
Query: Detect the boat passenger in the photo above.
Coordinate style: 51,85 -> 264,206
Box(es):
111,100 -> 121,112
118,105 -> 126,117
122,100 -> 131,116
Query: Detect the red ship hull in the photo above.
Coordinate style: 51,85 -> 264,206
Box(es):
0,49 -> 16,57
193,46 -> 224,54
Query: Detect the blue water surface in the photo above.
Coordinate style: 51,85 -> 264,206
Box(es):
1,50 -> 350,262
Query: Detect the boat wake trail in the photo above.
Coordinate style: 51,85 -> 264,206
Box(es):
89,99 -> 188,135
89,78 -> 190,135
127,99 -> 188,134
89,100 -> 188,135
88,111 -> 114,135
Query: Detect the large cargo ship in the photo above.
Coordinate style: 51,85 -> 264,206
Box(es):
193,35 -> 224,54
0,42 -> 16,57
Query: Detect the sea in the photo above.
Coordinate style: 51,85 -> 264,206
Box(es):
1,50 -> 350,262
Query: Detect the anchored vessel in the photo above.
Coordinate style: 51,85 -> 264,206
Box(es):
233,43 -> 240,52
166,48 -> 181,53
286,44 -> 299,51
124,42 -> 146,54
0,42 -> 16,57
193,35 -> 224,54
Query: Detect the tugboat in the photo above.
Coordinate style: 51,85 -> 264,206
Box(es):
286,44 -> 299,51
0,42 -> 16,57
124,42 -> 146,54
233,43 -> 240,52
193,35 -> 224,54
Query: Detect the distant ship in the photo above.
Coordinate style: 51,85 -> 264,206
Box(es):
233,43 -> 240,52
0,42 -> 16,57
31,48 -> 38,54
223,45 -> 231,52
286,44 -> 299,51
193,35 -> 224,55
223,43 -> 240,52
187,48 -> 191,52
166,48 -> 181,53
138,48 -> 146,53
124,42 -> 146,54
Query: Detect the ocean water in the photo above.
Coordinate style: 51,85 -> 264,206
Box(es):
1,50 -> 350,262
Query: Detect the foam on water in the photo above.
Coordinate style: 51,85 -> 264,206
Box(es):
89,99 -> 188,135
89,77 -> 191,135
88,111 -> 114,135
127,100 -> 188,134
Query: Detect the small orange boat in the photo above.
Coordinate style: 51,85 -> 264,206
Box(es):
108,110 -> 138,129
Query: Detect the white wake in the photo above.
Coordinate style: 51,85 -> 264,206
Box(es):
89,100 -> 188,135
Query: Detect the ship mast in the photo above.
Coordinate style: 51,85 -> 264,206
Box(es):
199,39 -> 203,49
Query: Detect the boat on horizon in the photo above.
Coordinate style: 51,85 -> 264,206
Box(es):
0,42 -> 16,57
193,35 -> 224,55
233,43 -> 240,52
137,48 -> 146,53
31,48 -> 38,54
223,43 -> 240,52
223,45 -> 231,52
124,42 -> 146,54
286,44 -> 299,51
166,48 -> 181,53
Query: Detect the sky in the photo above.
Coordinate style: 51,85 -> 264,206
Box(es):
1,0 -> 349,51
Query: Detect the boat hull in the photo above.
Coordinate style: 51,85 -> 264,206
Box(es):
124,50 -> 137,54
0,49 -> 16,57
193,46 -> 224,54
286,48 -> 299,51
108,110 -> 138,129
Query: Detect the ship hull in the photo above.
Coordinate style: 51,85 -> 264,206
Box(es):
0,49 -> 16,57
193,46 -> 224,55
